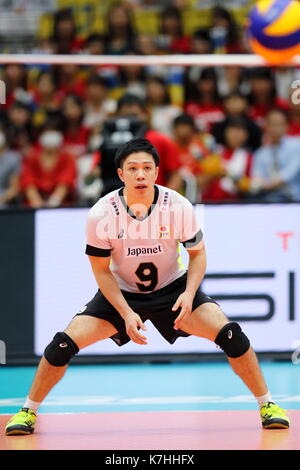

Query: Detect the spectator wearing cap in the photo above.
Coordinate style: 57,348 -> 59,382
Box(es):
251,109 -> 300,202
0,131 -> 21,208
20,129 -> 76,208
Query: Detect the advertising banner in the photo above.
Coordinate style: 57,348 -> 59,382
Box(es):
35,204 -> 300,356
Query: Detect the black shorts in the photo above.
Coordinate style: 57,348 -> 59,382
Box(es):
75,273 -> 218,346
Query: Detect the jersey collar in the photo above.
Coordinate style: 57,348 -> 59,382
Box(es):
118,185 -> 159,221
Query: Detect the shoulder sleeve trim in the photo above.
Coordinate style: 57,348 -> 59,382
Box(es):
85,245 -> 112,257
182,229 -> 203,248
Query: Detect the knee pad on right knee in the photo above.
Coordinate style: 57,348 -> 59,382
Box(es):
44,332 -> 79,366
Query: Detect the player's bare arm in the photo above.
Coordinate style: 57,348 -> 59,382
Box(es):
88,255 -> 147,345
173,246 -> 207,330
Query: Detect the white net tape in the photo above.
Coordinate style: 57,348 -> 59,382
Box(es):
0,53 -> 299,66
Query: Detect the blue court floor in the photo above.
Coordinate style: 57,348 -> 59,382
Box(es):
0,361 -> 299,414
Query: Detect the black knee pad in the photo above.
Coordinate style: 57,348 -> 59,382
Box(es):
214,322 -> 250,358
44,332 -> 79,366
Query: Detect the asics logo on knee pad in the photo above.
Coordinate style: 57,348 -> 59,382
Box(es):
215,322 -> 250,358
44,332 -> 79,366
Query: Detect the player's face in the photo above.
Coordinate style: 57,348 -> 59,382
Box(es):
117,152 -> 158,195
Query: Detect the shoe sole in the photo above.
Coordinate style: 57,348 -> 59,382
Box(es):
262,418 -> 289,429
5,426 -> 34,436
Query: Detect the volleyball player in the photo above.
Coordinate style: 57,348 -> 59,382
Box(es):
5,138 -> 289,435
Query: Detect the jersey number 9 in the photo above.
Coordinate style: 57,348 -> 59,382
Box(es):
135,262 -> 158,292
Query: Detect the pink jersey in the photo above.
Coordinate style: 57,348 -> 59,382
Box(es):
86,185 -> 203,293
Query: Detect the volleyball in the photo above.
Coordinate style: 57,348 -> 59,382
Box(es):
248,0 -> 300,64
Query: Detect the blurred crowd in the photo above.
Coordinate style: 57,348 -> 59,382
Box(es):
0,3 -> 300,209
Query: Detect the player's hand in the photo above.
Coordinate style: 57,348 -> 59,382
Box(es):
124,312 -> 148,345
172,292 -> 194,331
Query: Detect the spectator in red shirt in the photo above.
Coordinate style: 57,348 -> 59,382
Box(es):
247,68 -> 289,129
158,6 -> 191,54
185,67 -> 224,133
62,94 -> 90,159
172,113 -> 215,173
172,113 -> 216,202
53,64 -> 86,100
32,71 -> 62,111
20,129 -> 76,208
288,99 -> 300,136
1,64 -> 32,110
200,117 -> 252,202
31,71 -> 63,133
51,8 -> 84,54
90,94 -> 182,193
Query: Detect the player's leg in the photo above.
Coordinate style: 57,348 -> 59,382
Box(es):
178,303 -> 289,428
5,315 -> 117,435
29,315 -> 117,403
178,303 -> 268,395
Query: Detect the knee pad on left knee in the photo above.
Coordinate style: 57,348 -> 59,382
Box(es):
44,332 -> 79,366
214,322 -> 250,358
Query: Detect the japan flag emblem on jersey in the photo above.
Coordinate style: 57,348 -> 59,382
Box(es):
158,225 -> 170,239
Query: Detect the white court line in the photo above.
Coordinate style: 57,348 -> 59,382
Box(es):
0,394 -> 294,408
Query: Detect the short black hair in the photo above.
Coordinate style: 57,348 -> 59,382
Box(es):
223,91 -> 247,102
173,113 -> 195,129
86,74 -> 107,88
85,33 -> 105,45
248,67 -> 273,81
225,116 -> 249,131
193,28 -> 210,41
114,138 -> 160,169
117,93 -> 147,112
266,107 -> 289,121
